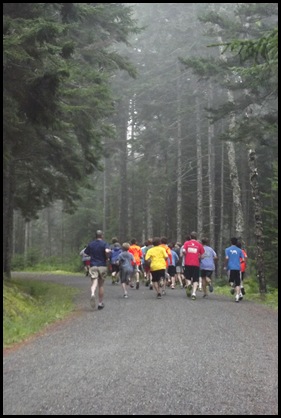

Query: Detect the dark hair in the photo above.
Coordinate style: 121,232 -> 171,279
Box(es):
160,236 -> 168,244
131,238 -> 137,245
190,231 -> 197,239
96,230 -> 103,238
152,237 -> 161,246
111,237 -> 118,244
201,237 -> 209,245
231,237 -> 238,245
237,241 -> 242,248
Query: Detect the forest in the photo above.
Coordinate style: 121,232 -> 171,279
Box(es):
3,3 -> 278,291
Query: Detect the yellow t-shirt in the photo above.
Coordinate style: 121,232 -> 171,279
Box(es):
145,245 -> 167,271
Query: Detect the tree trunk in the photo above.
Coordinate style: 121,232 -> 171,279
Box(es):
218,35 -> 245,238
248,147 -> 267,293
218,139 -> 225,277
207,81 -> 215,246
24,221 -> 29,263
225,138 -> 244,237
47,207 -> 52,257
118,100 -> 129,242
176,62 -> 183,244
196,95 -> 203,238
146,184 -> 153,239
3,160 -> 15,279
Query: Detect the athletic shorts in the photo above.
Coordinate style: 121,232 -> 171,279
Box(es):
168,265 -> 176,277
184,265 -> 200,282
201,269 -> 213,279
89,266 -> 107,281
151,269 -> 166,283
111,264 -> 120,274
229,270 -> 241,286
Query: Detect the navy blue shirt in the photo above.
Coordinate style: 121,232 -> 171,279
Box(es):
85,239 -> 110,267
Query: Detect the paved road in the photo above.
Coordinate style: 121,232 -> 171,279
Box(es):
3,273 -> 278,415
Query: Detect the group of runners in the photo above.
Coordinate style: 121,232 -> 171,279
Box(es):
80,230 -> 247,310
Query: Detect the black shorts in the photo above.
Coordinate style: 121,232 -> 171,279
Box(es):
168,265 -> 176,277
111,264 -> 120,273
151,269 -> 166,283
229,270 -> 241,286
201,270 -> 213,278
184,266 -> 200,282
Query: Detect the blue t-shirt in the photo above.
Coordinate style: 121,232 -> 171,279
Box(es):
110,245 -> 122,264
225,245 -> 244,270
168,249 -> 179,266
200,245 -> 217,271
85,239 -> 110,267
118,251 -> 135,273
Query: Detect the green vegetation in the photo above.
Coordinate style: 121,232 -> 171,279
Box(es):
3,277 -> 80,348
213,276 -> 278,310
11,251 -> 82,274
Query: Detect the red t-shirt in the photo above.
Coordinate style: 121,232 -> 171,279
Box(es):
183,239 -> 205,267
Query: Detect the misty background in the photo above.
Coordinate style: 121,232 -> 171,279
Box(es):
3,3 -> 278,289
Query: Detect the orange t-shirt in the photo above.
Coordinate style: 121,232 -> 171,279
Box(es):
128,244 -> 142,266
160,244 -> 172,268
240,249 -> 247,273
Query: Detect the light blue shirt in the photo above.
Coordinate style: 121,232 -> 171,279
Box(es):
168,249 -> 179,266
200,245 -> 217,270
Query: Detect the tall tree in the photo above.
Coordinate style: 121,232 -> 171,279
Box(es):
3,3 -> 140,277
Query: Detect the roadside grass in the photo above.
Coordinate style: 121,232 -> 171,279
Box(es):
3,278 -> 80,349
213,276 -> 278,309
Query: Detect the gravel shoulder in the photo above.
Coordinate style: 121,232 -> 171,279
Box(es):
3,272 -> 278,415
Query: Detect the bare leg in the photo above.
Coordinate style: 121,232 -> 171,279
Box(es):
192,281 -> 198,297
98,278 -> 104,304
153,281 -> 160,295
91,278 -> 98,297
202,277 -> 207,296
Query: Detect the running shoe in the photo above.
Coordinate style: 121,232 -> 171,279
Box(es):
209,283 -> 214,293
157,293 -> 162,299
241,287 -> 246,295
136,282 -> 139,290
191,293 -> 196,300
98,302 -> 104,310
235,294 -> 239,303
123,294 -> 128,298
239,293 -> 243,301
